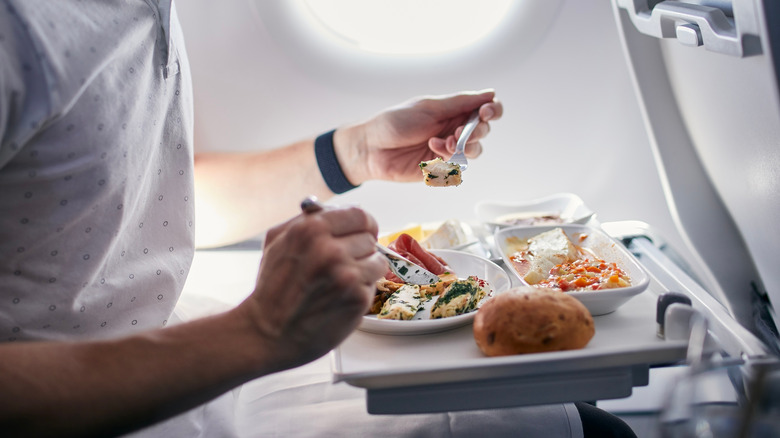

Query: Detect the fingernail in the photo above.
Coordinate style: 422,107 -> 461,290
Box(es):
300,196 -> 323,214
483,107 -> 494,120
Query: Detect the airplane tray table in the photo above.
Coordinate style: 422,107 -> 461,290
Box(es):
331,231 -> 692,415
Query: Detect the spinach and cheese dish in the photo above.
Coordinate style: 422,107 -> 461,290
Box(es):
371,272 -> 457,315
374,275 -> 491,321
370,233 -> 493,322
431,276 -> 489,319
419,157 -> 462,187
377,285 -> 423,320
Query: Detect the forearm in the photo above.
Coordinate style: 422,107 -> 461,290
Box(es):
193,139 -> 332,248
0,306 -> 271,437
192,89 -> 504,248
193,121 -> 370,248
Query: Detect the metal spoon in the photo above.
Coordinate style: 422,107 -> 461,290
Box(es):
448,109 -> 480,172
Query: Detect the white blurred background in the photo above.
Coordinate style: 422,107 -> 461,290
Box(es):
175,0 -> 689,261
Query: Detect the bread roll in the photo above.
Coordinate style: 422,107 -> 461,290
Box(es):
473,286 -> 594,356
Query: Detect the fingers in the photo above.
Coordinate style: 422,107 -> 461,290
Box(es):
265,220 -> 383,299
425,91 -> 501,159
299,195 -> 379,238
322,232 -> 379,265
478,98 -> 503,122
428,132 -> 485,159
296,237 -> 384,297
249,204 -> 386,367
424,89 -> 497,118
424,90 -> 503,125
353,252 -> 388,289
455,119 -> 490,142
308,206 -> 379,239
293,201 -> 383,283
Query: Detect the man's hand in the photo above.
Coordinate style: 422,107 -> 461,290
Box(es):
193,89 -> 502,247
239,205 -> 386,373
335,89 -> 504,185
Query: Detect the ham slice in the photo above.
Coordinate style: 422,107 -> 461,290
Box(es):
384,233 -> 452,282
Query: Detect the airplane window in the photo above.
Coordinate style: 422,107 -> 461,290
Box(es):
249,0 -> 563,90
302,0 -> 514,55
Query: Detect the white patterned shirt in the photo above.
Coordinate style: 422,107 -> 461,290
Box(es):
0,0 -> 195,342
0,2 -> 240,437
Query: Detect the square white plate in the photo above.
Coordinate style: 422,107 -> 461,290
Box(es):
494,224 -> 650,315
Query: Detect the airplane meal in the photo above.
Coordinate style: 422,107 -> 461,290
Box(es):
504,227 -> 632,291
473,286 -> 595,356
370,233 -> 492,321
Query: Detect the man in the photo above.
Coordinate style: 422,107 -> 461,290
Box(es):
0,1 -> 505,436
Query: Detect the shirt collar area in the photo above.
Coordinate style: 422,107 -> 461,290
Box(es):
156,0 -> 172,47
147,0 -> 179,78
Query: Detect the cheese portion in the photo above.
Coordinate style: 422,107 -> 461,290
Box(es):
430,276 -> 488,319
419,158 -> 462,187
421,219 -> 467,249
522,228 -> 579,284
377,285 -> 422,320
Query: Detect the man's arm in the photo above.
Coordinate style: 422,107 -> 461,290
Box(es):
193,90 -> 503,248
0,206 -> 386,437
0,308 -> 263,436
194,138 -> 332,248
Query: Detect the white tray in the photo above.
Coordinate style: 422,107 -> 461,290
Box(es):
331,254 -> 688,414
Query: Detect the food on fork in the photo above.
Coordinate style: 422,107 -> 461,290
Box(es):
473,286 -> 595,356
419,157 -> 462,187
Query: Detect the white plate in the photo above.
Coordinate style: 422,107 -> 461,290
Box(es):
494,224 -> 650,316
359,249 -> 511,335
475,192 -> 595,229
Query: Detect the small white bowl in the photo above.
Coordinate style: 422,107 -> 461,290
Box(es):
494,224 -> 650,316
475,192 -> 595,230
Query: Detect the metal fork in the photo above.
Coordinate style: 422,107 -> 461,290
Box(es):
299,196 -> 440,285
448,109 -> 480,172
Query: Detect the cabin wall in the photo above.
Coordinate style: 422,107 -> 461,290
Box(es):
176,0 -> 690,259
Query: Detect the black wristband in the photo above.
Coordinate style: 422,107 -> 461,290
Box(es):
315,129 -> 359,194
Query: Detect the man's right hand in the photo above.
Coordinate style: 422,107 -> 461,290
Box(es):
239,205 -> 386,373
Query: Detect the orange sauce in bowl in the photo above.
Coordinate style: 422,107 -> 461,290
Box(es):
537,258 -> 631,291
